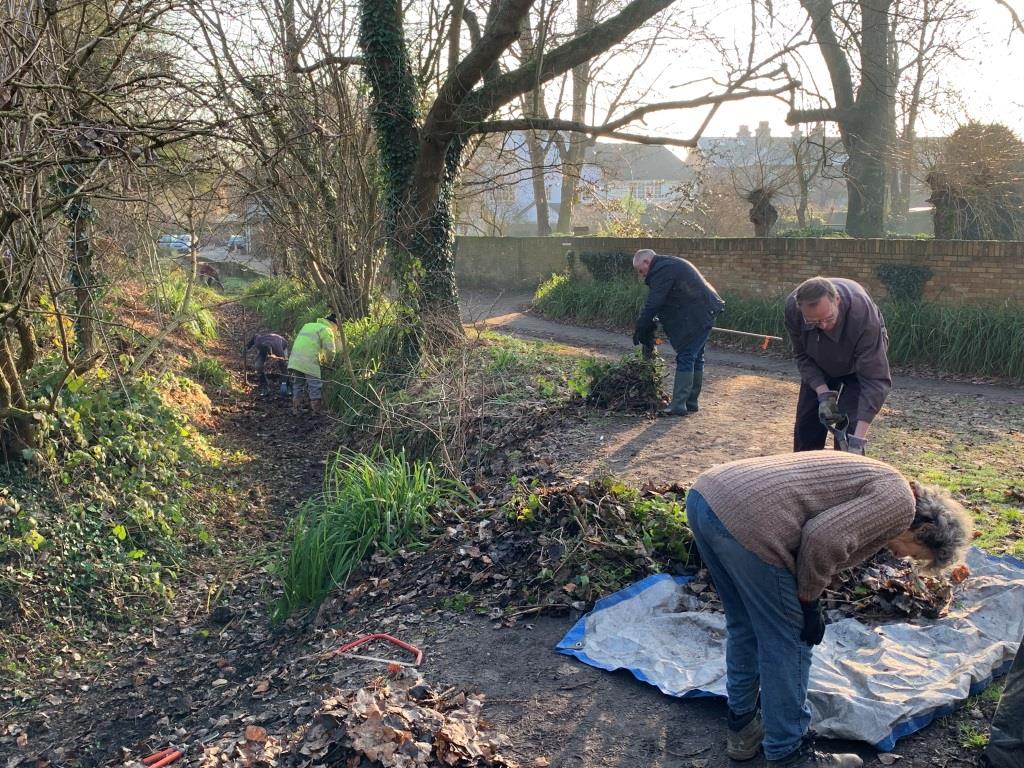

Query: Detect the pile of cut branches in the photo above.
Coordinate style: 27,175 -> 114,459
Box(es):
323,479 -> 696,626
572,352 -> 665,412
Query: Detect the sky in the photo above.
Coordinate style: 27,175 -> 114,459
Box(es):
621,0 -> 1024,152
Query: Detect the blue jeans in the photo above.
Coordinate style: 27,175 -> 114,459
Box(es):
673,324 -> 713,376
687,489 -> 813,761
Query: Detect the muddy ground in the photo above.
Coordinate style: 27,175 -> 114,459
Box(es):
4,294 -> 1020,768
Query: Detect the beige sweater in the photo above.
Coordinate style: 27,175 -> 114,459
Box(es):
691,452 -> 914,601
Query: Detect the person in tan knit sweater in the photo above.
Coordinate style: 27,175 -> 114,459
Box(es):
687,452 -> 973,768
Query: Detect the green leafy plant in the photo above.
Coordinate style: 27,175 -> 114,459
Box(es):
876,263 -> 934,301
958,724 -> 989,750
275,450 -> 465,618
185,358 -> 230,388
242,278 -> 330,336
1,373 -> 212,628
578,251 -> 635,282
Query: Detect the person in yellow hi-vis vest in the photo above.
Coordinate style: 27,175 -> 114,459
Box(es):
287,313 -> 337,415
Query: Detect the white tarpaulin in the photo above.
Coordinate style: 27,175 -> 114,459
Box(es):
556,548 -> 1024,750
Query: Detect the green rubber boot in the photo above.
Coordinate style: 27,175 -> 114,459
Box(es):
661,372 -> 694,416
686,370 -> 704,412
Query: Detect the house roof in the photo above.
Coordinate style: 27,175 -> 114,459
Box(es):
694,135 -> 846,168
584,142 -> 692,181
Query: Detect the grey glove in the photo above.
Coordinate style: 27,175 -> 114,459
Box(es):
845,435 -> 866,456
817,390 -> 841,423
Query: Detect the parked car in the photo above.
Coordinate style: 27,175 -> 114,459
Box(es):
157,234 -> 189,253
226,235 -> 247,253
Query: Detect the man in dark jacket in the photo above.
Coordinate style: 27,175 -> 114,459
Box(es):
245,331 -> 289,395
783,277 -> 890,454
632,249 -> 725,415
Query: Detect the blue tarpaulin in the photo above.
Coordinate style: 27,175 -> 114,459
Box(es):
556,548 -> 1024,751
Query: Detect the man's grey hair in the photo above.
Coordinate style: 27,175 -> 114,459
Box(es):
633,249 -> 657,269
908,481 -> 974,571
794,276 -> 838,304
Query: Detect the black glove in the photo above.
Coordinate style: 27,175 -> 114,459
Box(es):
845,435 -> 866,456
817,390 -> 841,423
800,599 -> 826,646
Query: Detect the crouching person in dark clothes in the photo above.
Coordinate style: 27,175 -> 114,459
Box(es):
687,452 -> 972,767
245,332 -> 289,395
784,277 -> 890,455
631,248 -> 725,416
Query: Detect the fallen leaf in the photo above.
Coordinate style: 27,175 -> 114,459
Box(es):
244,725 -> 267,743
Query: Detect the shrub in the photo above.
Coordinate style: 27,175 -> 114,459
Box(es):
533,273 -> 645,328
579,251 -> 634,282
876,263 -> 934,301
1,373 -> 210,627
146,270 -> 219,341
275,450 -> 464,617
241,278 -> 330,336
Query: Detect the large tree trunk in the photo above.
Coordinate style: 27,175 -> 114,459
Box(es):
525,130 -> 552,235
791,0 -> 894,238
555,0 -> 595,234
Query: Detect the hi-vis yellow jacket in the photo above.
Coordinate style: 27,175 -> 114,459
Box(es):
287,317 -> 337,378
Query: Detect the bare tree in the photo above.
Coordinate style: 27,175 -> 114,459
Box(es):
785,0 -> 1022,237
357,0 -> 798,339
889,0 -> 975,219
192,0 -> 383,320
0,0 -> 203,452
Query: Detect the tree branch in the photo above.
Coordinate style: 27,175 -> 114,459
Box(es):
786,106 -> 844,125
421,0 -> 534,139
460,0 -> 677,126
293,55 -> 362,74
470,118 -> 699,146
798,0 -> 856,112
991,0 -> 1024,34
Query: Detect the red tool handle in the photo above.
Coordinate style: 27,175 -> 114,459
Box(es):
143,748 -> 183,768
334,633 -> 423,666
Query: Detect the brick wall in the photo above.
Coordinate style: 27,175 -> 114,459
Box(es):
454,236 -> 1024,303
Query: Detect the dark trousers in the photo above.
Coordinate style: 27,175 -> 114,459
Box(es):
793,374 -> 862,452
985,635 -> 1024,768
672,324 -> 713,376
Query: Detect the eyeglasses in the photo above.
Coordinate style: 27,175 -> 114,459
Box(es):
800,300 -> 839,329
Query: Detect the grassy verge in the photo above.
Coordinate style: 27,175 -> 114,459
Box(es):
533,272 -> 1024,381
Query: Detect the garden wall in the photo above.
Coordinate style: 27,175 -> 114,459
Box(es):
454,236 -> 1024,303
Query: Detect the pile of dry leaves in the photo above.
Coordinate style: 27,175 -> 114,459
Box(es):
824,551 -> 971,620
123,674 -> 513,768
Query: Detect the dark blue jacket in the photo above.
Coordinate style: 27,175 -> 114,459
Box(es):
635,255 -> 724,348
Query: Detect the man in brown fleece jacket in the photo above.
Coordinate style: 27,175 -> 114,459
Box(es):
687,452 -> 972,768
784,277 -> 890,455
